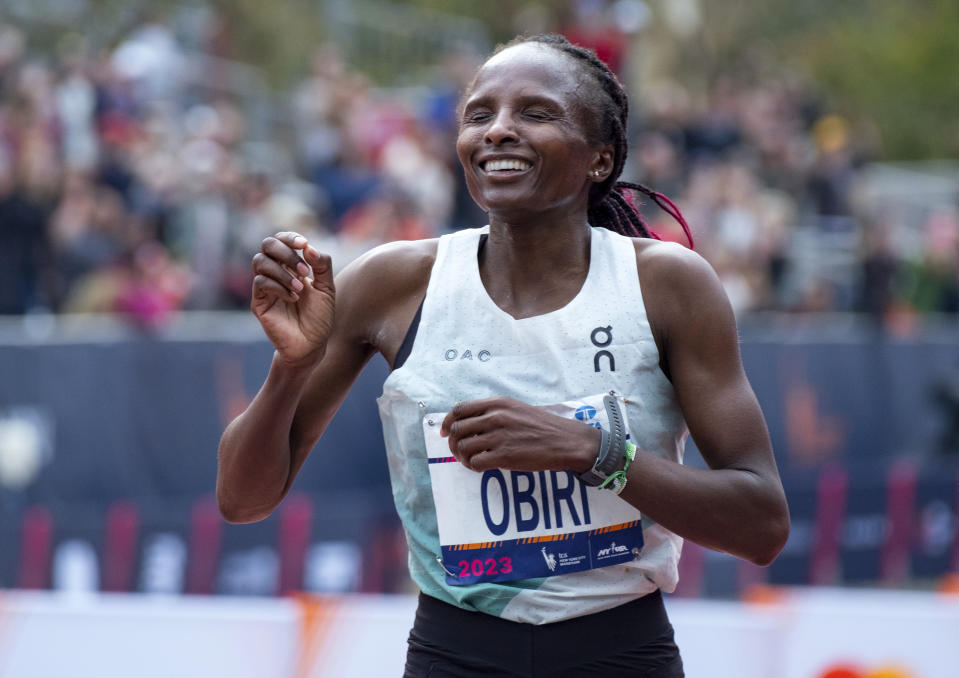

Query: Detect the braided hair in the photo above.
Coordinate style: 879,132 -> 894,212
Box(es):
490,34 -> 693,248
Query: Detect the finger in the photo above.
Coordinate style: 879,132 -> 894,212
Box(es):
451,433 -> 496,469
252,252 -> 305,293
273,231 -> 309,250
261,235 -> 313,278
440,398 -> 503,436
252,273 -> 300,304
462,450 -> 499,472
445,415 -> 491,450
303,246 -> 334,292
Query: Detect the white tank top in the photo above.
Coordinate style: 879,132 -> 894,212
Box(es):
377,225 -> 688,624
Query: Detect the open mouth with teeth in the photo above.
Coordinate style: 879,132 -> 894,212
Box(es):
482,158 -> 532,173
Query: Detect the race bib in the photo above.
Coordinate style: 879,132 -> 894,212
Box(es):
424,394 -> 643,586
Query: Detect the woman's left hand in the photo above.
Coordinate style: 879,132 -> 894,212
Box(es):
440,397 -> 600,473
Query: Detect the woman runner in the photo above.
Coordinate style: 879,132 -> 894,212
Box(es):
217,34 -> 790,677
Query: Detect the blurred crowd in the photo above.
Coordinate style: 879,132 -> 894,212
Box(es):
0,8 -> 956,329
634,75 -> 959,321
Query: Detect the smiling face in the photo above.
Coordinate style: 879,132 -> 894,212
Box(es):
455,43 -> 612,225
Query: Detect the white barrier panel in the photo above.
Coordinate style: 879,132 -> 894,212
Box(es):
294,595 -> 417,678
0,592 -> 300,678
668,599 -> 784,677
780,589 -> 959,678
0,588 -> 957,678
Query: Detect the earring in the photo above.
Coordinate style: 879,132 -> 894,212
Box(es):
591,170 -> 601,178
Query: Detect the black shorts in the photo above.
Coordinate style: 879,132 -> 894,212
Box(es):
403,590 -> 684,677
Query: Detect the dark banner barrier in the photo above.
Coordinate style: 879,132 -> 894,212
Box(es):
0,338 -> 393,503
1,319 -> 957,593
739,337 -> 958,472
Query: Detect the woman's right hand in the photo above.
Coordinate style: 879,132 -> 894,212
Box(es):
251,231 -> 336,367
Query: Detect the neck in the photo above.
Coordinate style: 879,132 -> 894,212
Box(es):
480,212 -> 593,319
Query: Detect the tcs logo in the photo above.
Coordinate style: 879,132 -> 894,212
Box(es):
574,405 -> 602,429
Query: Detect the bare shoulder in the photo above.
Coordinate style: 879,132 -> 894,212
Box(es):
630,238 -> 725,302
628,237 -> 737,365
333,238 -> 439,357
335,238 -> 439,316
338,237 -> 439,293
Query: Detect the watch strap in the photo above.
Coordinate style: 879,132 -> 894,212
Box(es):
577,395 -> 628,487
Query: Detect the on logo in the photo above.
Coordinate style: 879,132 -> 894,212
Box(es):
591,325 -> 615,372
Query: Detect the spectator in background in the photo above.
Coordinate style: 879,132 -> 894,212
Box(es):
421,44 -> 487,231
0,147 -> 51,314
857,219 -> 900,322
902,207 -> 959,314
113,241 -> 190,329
933,360 -> 959,455
561,0 -> 629,75
0,50 -> 60,314
338,188 -> 432,247
51,179 -> 129,313
55,42 -> 99,174
682,76 -> 741,162
379,126 -> 454,233
291,44 -> 348,186
308,82 -> 382,227
807,114 -> 856,219
633,129 -> 684,199
109,14 -> 184,104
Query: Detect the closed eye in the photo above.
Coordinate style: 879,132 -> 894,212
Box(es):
463,110 -> 492,124
523,109 -> 555,121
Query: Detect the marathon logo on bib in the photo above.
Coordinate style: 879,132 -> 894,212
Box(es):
424,393 -> 643,586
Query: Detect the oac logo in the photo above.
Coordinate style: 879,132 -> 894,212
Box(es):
444,348 -> 491,362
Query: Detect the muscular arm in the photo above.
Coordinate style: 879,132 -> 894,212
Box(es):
442,241 -> 788,566
616,241 -> 789,565
216,238 -> 434,523
215,322 -> 372,524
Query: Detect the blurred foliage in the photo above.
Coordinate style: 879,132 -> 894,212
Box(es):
393,0 -> 527,38
207,0 -> 325,88
693,0 -> 959,160
797,0 -> 959,160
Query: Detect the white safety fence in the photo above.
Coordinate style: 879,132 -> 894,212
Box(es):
0,587 -> 957,678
